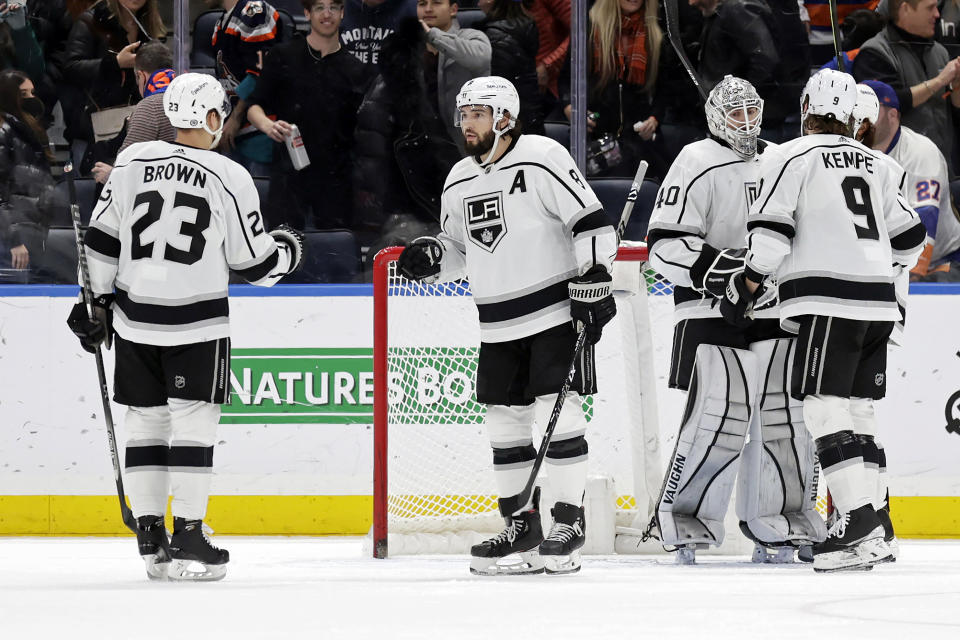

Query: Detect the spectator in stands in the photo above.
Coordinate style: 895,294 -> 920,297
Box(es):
0,69 -> 54,275
0,3 -> 45,82
565,0 -> 667,179
803,0 -> 879,51
341,0 -> 417,72
863,80 -> 960,280
90,41 -> 175,184
247,0 -> 368,230
474,0 -> 543,135
527,0 -> 569,120
62,0 -> 166,173
418,0 -> 492,152
26,0 -> 75,123
820,9 -> 886,70
853,0 -> 960,172
352,17 -> 460,258
211,0 -> 282,177
938,0 -> 960,57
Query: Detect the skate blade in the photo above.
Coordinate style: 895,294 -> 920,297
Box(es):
814,538 -> 888,573
470,550 -> 544,576
168,558 -> 227,582
142,553 -> 170,581
752,546 -> 796,564
543,550 -> 582,575
674,547 -> 696,565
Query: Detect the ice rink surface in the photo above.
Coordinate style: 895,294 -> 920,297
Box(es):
1,537 -> 958,640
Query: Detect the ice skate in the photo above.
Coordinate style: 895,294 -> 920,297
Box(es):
752,544 -> 796,564
136,515 -> 171,581
470,489 -> 544,576
168,518 -> 229,581
539,502 -> 585,574
877,503 -> 898,562
674,544 -> 697,565
813,505 -> 890,572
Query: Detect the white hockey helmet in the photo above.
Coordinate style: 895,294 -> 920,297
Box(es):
800,69 -> 857,133
455,76 -> 520,165
704,75 -> 764,159
852,83 -> 880,137
163,73 -> 232,148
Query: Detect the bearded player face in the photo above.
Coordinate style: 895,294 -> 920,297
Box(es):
459,105 -> 497,155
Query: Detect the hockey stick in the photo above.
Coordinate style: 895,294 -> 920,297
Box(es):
663,0 -> 708,102
66,163 -> 138,534
498,160 -> 649,517
828,0 -> 845,72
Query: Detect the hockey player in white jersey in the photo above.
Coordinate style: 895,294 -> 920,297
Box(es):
646,75 -> 826,565
396,77 -> 618,575
721,69 -> 926,572
66,73 -> 303,581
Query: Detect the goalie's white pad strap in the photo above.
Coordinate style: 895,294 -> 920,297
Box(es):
735,339 -> 827,546
656,344 -> 757,547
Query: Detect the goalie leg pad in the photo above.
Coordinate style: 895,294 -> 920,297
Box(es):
656,344 -> 758,547
124,405 -> 172,518
485,404 -> 536,505
168,399 -> 220,521
737,339 -> 827,547
536,393 -> 589,506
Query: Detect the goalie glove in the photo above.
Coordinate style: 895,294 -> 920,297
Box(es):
270,224 -> 304,274
689,245 -> 747,298
66,293 -> 114,353
569,266 -> 616,345
397,237 -> 443,283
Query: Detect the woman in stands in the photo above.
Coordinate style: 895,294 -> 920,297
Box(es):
62,0 -> 165,174
565,0 -> 669,179
474,0 -> 544,135
0,69 -> 55,279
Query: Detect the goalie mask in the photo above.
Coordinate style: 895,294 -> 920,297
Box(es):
163,73 -> 232,149
705,75 -> 763,159
455,76 -> 520,165
800,69 -> 857,135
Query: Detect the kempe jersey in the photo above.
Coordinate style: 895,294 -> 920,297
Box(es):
434,134 -> 617,343
745,133 -> 926,330
646,137 -> 779,323
83,141 -> 291,346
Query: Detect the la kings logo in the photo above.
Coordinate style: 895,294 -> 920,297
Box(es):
464,192 -> 506,252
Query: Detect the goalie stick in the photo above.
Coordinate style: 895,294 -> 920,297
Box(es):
663,0 -> 708,102
498,160 -> 649,517
67,163 -> 137,534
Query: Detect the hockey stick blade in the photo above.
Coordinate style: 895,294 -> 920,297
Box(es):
66,162 -> 137,534
663,0 -> 708,102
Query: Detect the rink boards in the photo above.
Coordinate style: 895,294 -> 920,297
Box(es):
1,283 -> 959,536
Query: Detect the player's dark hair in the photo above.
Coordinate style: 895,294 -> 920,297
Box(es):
135,42 -> 174,74
803,114 -> 853,137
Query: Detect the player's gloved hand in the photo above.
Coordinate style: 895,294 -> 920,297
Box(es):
269,224 -> 304,274
397,237 -> 443,283
67,293 -> 114,353
719,273 -> 755,328
752,278 -> 778,312
690,245 -> 746,298
569,266 -> 616,345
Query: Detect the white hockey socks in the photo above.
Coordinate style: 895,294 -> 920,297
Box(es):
849,397 -> 883,510
804,395 -> 873,513
168,399 -> 220,521
124,405 -> 172,518
536,394 -> 588,506
485,404 -> 536,506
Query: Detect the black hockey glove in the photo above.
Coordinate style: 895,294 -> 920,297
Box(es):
569,266 -> 616,345
690,245 -> 747,298
67,293 -> 114,353
269,224 -> 305,274
397,237 -> 443,282
719,272 -> 756,329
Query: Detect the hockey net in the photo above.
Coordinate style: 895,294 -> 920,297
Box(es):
370,245 -> 829,557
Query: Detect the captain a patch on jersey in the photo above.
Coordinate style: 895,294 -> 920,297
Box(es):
465,192 -> 506,251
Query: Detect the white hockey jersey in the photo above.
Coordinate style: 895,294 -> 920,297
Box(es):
887,125 -> 960,264
83,140 -> 291,346
434,134 -> 617,342
646,137 -> 779,323
745,134 -> 926,329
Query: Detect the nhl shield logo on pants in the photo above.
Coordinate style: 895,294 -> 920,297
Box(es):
464,193 -> 507,252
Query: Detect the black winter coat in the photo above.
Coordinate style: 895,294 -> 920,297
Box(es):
61,4 -> 147,142
0,115 -> 54,258
476,16 -> 544,135
352,18 -> 461,232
